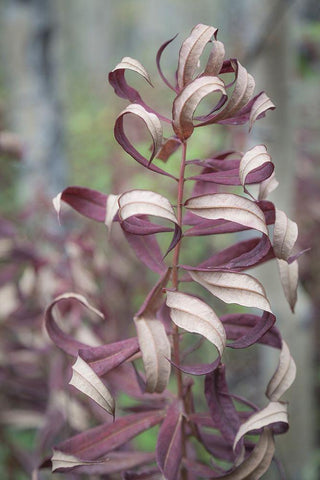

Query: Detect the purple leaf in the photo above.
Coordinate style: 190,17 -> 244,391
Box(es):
79,337 -> 140,376
156,34 -> 179,92
156,401 -> 183,480
221,314 -> 281,349
205,365 -> 240,444
56,410 -> 165,460
169,356 -> 221,376
114,113 -> 175,178
182,235 -> 273,272
57,186 -> 108,222
189,162 -> 274,186
221,311 -> 276,349
123,230 -> 166,274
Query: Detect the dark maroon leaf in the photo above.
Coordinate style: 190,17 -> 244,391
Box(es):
205,365 -> 240,445
79,337 -> 140,376
123,230 -> 166,274
221,314 -> 281,349
169,357 -> 221,376
182,235 -> 273,272
121,216 -> 173,236
189,162 -> 274,186
114,115 -> 176,178
59,186 -> 108,222
56,410 -> 165,460
156,401 -> 183,480
220,311 -> 276,349
156,34 -> 179,92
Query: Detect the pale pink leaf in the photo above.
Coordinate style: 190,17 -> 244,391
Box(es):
249,92 -> 276,130
52,451 -> 98,472
105,194 -> 120,233
189,270 -> 272,312
239,145 -> 272,191
134,270 -> 171,393
233,402 -> 288,452
258,172 -> 279,201
116,104 -> 163,163
69,356 -> 115,416
119,190 -> 177,225
273,209 -> 298,261
112,57 -> 153,86
177,24 -> 218,89
166,291 -> 226,356
185,193 -> 268,235
266,340 -> 296,401
203,40 -> 225,77
277,259 -> 299,313
172,76 -> 226,140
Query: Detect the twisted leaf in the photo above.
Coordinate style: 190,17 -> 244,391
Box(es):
266,340 -> 296,401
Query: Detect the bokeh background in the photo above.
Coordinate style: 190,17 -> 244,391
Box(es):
0,0 -> 319,479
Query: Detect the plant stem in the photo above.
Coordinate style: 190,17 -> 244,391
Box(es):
172,141 -> 188,480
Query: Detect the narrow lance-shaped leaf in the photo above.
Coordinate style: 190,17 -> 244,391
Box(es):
53,186 -> 108,223
105,194 -> 120,233
239,145 -> 272,193
266,340 -> 296,401
156,34 -> 179,92
172,76 -> 226,140
55,410 -> 165,460
277,258 -> 299,313
112,57 -> 153,86
156,401 -> 183,480
52,451 -> 155,475
273,209 -> 298,261
45,293 -> 104,357
177,23 -> 218,89
134,269 -> 171,393
166,291 -> 226,356
189,270 -> 272,312
69,356 -> 115,416
185,193 -> 268,235
233,401 -> 288,452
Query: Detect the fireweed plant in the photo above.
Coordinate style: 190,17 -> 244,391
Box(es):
44,24 -> 300,479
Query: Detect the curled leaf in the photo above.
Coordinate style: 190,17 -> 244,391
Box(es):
118,190 -> 181,255
45,293 -> 104,356
249,92 -> 276,130
273,209 -> 298,261
177,24 -> 218,89
69,356 -> 115,416
277,258 -> 299,313
156,34 -> 179,91
203,40 -> 225,77
185,193 -> 268,235
266,341 -> 296,401
189,270 -> 272,312
233,402 -> 288,451
172,76 -> 226,140
54,186 -> 108,223
258,172 -> 279,201
112,57 -> 152,86
134,270 -> 171,393
166,291 -> 226,356
105,194 -> 120,233
239,145 -> 272,192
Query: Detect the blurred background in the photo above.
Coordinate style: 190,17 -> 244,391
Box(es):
0,0 -> 319,479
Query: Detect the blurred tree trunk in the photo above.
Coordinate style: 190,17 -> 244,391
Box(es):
0,0 -> 66,202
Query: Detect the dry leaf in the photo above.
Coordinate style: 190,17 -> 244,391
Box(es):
177,24 -> 217,89
266,340 -> 296,401
166,291 -> 226,356
249,92 -> 276,130
185,193 -> 268,235
69,356 -> 115,416
173,76 -> 226,140
273,209 -> 298,261
203,40 -> 225,77
111,56 -> 153,86
233,401 -> 288,451
239,145 -> 272,191
189,270 -> 272,312
277,258 -> 298,312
